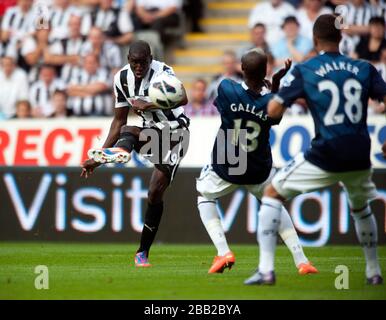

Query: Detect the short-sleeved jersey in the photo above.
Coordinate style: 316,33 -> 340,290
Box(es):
113,60 -> 189,130
212,79 -> 280,185
275,52 -> 386,172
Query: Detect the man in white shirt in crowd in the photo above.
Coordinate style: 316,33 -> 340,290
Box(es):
248,0 -> 296,47
134,0 -> 181,42
0,56 -> 29,119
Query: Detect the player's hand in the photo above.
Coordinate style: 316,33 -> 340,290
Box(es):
80,159 -> 100,178
271,59 -> 292,93
382,141 -> 386,159
273,59 -> 292,81
130,98 -> 156,112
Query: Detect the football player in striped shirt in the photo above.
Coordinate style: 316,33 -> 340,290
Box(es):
81,40 -> 190,267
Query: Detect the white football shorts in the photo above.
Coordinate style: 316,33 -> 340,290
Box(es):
272,153 -> 378,209
196,165 -> 277,200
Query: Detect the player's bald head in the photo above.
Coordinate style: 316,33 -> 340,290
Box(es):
241,48 -> 267,81
128,40 -> 151,58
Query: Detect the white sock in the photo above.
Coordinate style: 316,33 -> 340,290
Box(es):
198,196 -> 230,256
278,206 -> 308,267
352,206 -> 382,278
258,196 -> 282,273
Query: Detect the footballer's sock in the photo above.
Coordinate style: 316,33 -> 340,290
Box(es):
137,201 -> 163,256
278,206 -> 308,267
258,197 -> 282,274
352,206 -> 382,278
114,132 -> 137,153
198,196 -> 230,256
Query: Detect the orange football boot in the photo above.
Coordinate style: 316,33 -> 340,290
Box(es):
298,262 -> 319,275
208,252 -> 235,273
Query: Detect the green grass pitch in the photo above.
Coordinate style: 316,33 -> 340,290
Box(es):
0,242 -> 385,300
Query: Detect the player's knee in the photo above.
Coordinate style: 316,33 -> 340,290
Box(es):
197,195 -> 215,206
263,184 -> 285,201
120,125 -> 140,136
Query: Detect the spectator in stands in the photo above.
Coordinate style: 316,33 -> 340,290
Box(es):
66,53 -> 112,116
29,64 -> 65,117
20,24 -> 50,84
0,0 -> 17,19
1,0 -> 34,43
370,0 -> 386,19
370,47 -> 386,114
184,79 -> 217,117
50,89 -> 69,117
271,16 -> 313,68
45,14 -> 85,84
133,0 -> 182,42
296,0 -> 332,41
207,50 -> 243,101
375,47 -> 386,81
248,0 -> 296,47
183,0 -> 204,33
1,0 -> 35,62
80,27 -> 122,76
338,0 -> 373,55
14,99 -> 32,118
0,56 -> 29,119
354,17 -> 386,64
81,0 -> 134,45
237,23 -> 270,60
50,0 -> 80,41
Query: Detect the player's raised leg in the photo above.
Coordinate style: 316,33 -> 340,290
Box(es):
88,126 -> 140,164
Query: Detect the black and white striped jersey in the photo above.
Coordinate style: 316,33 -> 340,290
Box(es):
81,6 -> 133,36
49,5 -> 80,40
343,2 -> 373,26
68,67 -> 112,117
80,40 -> 122,72
1,5 -> 35,41
338,2 -> 374,55
113,60 -> 189,130
371,0 -> 386,21
29,78 -> 66,116
49,36 -> 87,84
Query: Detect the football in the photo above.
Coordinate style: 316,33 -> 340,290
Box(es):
148,73 -> 185,109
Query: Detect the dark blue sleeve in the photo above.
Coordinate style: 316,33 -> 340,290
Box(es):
275,65 -> 305,108
369,64 -> 386,101
213,79 -> 230,114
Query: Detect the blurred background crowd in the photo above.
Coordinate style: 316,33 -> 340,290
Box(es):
0,0 -> 386,120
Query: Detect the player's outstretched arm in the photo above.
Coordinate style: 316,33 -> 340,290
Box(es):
80,107 -> 129,178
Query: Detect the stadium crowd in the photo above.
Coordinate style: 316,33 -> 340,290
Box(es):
0,0 -> 385,119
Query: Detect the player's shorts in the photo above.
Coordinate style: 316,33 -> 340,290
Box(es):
272,153 -> 378,209
196,164 -> 277,200
135,126 -> 190,183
